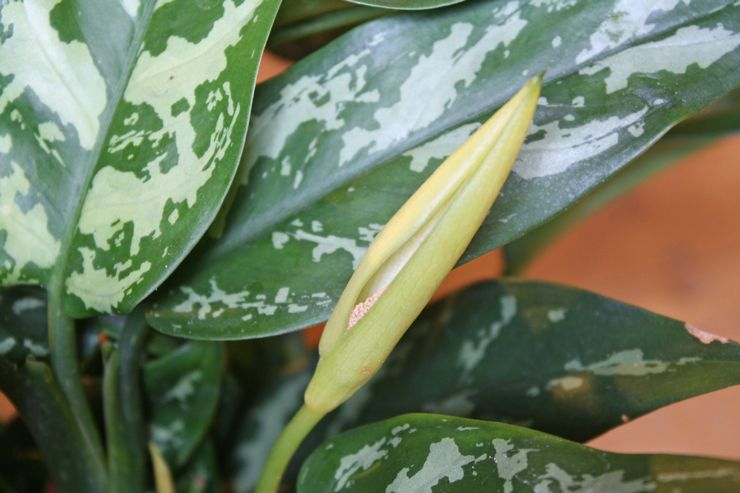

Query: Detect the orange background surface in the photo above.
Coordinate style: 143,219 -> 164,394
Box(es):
1,53 -> 738,463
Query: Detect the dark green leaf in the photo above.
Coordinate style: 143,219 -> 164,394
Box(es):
670,87 -> 740,136
230,369 -> 311,492
325,280 -> 740,441
175,439 -> 219,493
274,0 -> 350,26
504,89 -> 740,273
0,286 -> 48,363
103,312 -> 148,493
0,359 -> 106,491
503,135 -> 716,273
143,340 -> 224,468
149,0 -> 740,339
229,280 -> 740,490
345,0 -> 466,9
0,0 -> 281,316
269,5 -> 387,59
299,414 -> 740,492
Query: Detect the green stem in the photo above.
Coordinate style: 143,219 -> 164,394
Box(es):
256,404 -> 325,493
104,344 -> 147,493
116,311 -> 149,493
0,359 -> 107,492
104,349 -> 124,493
46,285 -> 107,487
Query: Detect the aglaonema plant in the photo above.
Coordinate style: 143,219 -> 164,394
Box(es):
1,1 -> 739,492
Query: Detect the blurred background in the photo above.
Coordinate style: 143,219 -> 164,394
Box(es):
1,52 -> 738,463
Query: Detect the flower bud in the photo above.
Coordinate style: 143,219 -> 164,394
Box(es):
305,74 -> 543,413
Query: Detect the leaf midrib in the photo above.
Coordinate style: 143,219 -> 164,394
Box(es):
50,6 -> 158,301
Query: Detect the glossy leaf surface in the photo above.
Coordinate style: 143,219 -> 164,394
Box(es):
175,440 -> 219,493
299,414 -> 740,492
0,286 -> 48,363
346,0 -> 465,10
0,0 -> 280,316
229,280 -> 740,490
0,359 -> 106,491
323,280 -> 740,441
503,135 -> 715,273
143,340 -> 224,468
150,0 -> 740,339
504,90 -> 740,273
269,4 -> 387,59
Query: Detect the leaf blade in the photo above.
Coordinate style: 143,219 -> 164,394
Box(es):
298,414 -> 740,493
0,0 -> 281,316
149,0 -> 740,338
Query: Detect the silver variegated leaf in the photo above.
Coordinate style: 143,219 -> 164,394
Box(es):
298,414 -> 740,493
0,0 -> 280,316
228,280 -> 740,491
149,0 -> 740,339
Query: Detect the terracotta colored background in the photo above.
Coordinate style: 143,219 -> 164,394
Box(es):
1,53 -> 737,462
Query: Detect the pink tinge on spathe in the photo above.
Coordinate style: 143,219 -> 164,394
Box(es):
347,289 -> 386,330
684,322 -> 730,344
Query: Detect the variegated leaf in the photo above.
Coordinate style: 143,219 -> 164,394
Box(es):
347,0 -> 465,9
299,414 -> 740,493
228,280 -> 740,491
503,135 -> 715,273
175,439 -> 219,493
0,0 -> 280,316
504,90 -> 740,273
0,286 -> 48,363
0,359 -> 107,491
143,340 -> 224,468
269,0 -> 470,60
149,0 -> 740,339
269,1 -> 387,59
230,367 -> 311,492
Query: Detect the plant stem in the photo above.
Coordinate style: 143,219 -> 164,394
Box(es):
0,359 -> 107,492
256,404 -> 325,493
46,285 -> 107,486
116,311 -> 149,492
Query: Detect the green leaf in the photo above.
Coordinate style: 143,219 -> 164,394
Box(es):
670,87 -> 740,136
268,0 -> 468,59
175,439 -> 219,493
143,340 -> 224,468
298,414 -> 740,493
0,359 -> 106,491
504,89 -> 740,273
149,0 -> 740,339
324,280 -> 740,441
228,280 -> 740,490
0,0 -> 281,316
274,0 -> 349,25
503,135 -> 715,273
231,369 -> 312,492
269,4 -> 387,59
345,0 -> 466,9
0,286 -> 48,363
103,312 -> 148,493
